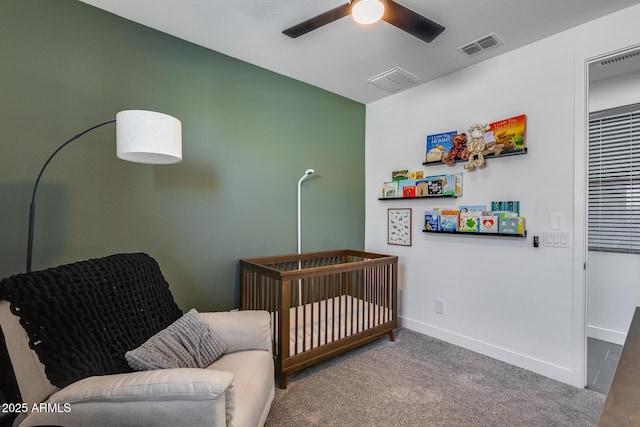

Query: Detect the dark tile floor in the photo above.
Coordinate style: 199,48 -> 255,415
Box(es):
586,337 -> 623,394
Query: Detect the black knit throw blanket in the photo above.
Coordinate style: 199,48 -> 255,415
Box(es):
0,253 -> 183,388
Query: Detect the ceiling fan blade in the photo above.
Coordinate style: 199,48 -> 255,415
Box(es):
382,0 -> 445,43
283,3 -> 351,38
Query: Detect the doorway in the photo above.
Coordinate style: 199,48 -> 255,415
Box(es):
584,46 -> 640,393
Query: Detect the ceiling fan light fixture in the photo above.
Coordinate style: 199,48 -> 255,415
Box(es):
352,0 -> 384,25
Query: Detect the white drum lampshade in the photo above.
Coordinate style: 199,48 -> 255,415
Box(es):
116,110 -> 182,164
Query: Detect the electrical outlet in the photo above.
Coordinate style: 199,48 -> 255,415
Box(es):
436,298 -> 445,315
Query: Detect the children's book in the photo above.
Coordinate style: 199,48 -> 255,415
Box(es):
454,172 -> 463,197
486,115 -> 526,153
499,217 -> 525,234
419,174 -> 457,196
439,210 -> 460,232
479,216 -> 499,233
403,186 -> 416,198
392,170 -> 409,181
459,205 -> 487,215
424,211 -> 439,231
398,179 -> 416,193
382,182 -> 399,198
427,179 -> 444,195
491,201 -> 520,216
459,214 -> 479,232
425,131 -> 457,163
416,179 -> 429,197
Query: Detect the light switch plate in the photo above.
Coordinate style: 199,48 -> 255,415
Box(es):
543,231 -> 571,248
549,213 -> 565,230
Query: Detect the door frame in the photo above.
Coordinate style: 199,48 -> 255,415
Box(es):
573,42 -> 640,388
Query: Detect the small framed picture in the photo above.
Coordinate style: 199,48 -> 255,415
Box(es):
388,208 -> 412,246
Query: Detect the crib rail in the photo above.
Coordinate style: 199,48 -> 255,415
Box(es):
239,250 -> 397,387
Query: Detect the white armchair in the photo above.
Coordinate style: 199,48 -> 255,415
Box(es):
0,254 -> 274,427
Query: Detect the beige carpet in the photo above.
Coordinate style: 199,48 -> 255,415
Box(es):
266,328 -> 604,427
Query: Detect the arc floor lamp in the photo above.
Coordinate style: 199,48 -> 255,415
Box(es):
26,110 -> 182,272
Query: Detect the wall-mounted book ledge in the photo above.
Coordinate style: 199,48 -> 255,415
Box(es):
379,194 -> 457,201
423,148 -> 527,166
422,229 -> 527,238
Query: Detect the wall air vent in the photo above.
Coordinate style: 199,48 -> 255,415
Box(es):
367,67 -> 421,93
458,33 -> 503,57
597,50 -> 640,67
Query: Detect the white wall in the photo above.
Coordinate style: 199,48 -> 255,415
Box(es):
590,70 -> 640,112
365,5 -> 640,386
587,70 -> 640,345
588,252 -> 640,344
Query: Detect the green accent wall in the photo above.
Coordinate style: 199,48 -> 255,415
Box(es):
0,0 -> 365,311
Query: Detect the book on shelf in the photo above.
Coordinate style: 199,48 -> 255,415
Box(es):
416,180 -> 429,197
486,115 -> 526,154
409,171 -> 425,180
382,182 -> 399,198
427,174 -> 459,196
479,216 -> 499,233
491,201 -> 520,216
459,205 -> 487,215
454,172 -> 463,197
403,186 -> 417,198
398,179 -> 416,194
498,217 -> 525,234
392,170 -> 409,181
427,178 -> 444,195
425,131 -> 457,163
439,210 -> 460,231
459,214 -> 480,232
424,210 -> 440,231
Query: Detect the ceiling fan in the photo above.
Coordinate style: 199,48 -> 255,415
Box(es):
282,0 -> 445,44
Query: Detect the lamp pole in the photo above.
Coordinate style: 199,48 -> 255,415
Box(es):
296,168 -> 315,306
26,120 -> 115,272
297,169 -> 315,255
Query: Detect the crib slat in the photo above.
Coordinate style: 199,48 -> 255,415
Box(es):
355,270 -> 360,334
338,280 -> 343,340
280,279 -> 291,361
351,275 -> 356,335
365,268 -> 369,329
324,274 -> 329,346
309,278 -> 314,350
384,264 -> 389,323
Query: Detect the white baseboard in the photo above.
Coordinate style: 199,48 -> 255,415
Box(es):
587,325 -> 626,345
399,315 -> 576,386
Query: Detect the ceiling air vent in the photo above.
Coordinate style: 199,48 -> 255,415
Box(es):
368,67 -> 421,93
458,33 -> 503,57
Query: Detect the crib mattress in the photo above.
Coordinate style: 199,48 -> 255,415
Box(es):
283,295 -> 391,356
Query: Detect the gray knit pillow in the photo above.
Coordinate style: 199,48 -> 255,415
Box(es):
125,309 -> 227,370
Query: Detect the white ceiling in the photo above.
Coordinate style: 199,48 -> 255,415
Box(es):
77,0 -> 640,104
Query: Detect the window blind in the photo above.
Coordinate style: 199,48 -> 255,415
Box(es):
588,103 -> 640,254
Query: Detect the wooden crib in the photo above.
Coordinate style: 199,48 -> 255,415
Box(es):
240,250 -> 398,389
